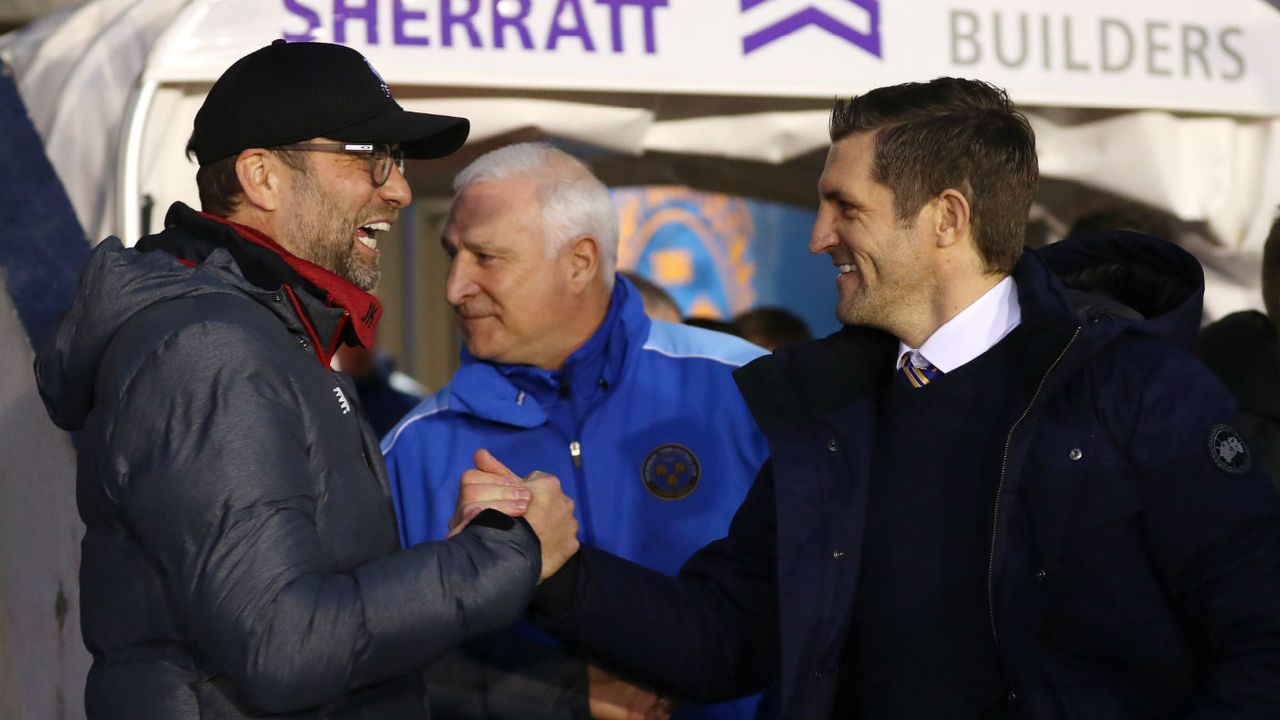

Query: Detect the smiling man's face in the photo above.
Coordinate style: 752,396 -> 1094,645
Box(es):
810,131 -> 936,334
276,139 -> 411,291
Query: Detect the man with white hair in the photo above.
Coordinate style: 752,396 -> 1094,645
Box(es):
383,143 -> 768,718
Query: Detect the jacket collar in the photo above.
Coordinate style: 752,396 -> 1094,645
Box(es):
448,275 -> 648,427
137,203 -> 382,364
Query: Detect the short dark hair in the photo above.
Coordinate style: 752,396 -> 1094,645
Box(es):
1068,204 -> 1176,241
620,271 -> 680,318
829,77 -> 1038,274
186,136 -> 309,217
734,307 -> 811,350
1263,211 -> 1280,322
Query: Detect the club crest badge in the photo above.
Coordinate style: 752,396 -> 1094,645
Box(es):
1208,424 -> 1251,475
642,444 -> 700,500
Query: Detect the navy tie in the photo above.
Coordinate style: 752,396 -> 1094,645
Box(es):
900,352 -> 942,388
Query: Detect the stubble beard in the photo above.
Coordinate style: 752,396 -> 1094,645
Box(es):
836,295 -> 870,327
837,268 -> 929,338
287,173 -> 381,291
335,246 -> 380,292
835,271 -> 906,331
835,276 -> 876,326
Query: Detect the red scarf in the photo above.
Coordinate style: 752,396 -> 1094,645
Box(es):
200,212 -> 382,360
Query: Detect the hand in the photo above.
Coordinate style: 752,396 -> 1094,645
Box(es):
521,470 -> 580,582
588,665 -> 673,720
448,448 -> 532,538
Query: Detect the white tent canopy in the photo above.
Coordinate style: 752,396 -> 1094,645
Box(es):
5,0 -> 1280,317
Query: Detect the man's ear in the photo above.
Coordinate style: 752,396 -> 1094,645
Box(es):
932,188 -> 972,249
567,235 -> 602,290
234,149 -> 283,212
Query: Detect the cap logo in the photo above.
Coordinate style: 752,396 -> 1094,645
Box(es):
362,56 -> 392,98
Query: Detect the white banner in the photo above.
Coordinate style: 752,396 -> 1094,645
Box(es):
147,0 -> 1280,115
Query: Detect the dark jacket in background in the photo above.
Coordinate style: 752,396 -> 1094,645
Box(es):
35,203 -> 542,719
356,353 -> 425,438
1199,310 -> 1280,492
536,232 -> 1280,719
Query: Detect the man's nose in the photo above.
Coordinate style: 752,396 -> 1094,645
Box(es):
809,209 -> 837,255
379,164 -> 412,208
444,257 -> 473,306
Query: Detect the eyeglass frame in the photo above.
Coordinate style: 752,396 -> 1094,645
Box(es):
272,142 -> 406,187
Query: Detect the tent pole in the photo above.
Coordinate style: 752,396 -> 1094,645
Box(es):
118,79 -> 158,245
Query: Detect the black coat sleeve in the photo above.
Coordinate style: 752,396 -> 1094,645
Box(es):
534,461 -> 779,702
103,319 -> 541,713
1113,349 -> 1280,719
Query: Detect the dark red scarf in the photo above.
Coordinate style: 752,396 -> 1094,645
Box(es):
200,212 -> 383,361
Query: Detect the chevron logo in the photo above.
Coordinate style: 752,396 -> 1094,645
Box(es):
741,0 -> 882,57
333,386 -> 352,415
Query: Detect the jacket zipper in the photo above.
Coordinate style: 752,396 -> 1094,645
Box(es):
560,378 -> 594,544
987,325 -> 1081,649
280,284 -> 327,366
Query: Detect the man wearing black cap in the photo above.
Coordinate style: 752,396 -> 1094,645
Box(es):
34,41 -> 580,719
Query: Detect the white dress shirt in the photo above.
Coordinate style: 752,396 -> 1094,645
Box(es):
898,276 -> 1022,373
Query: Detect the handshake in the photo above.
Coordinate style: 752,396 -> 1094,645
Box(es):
447,451 -> 674,719
449,449 -> 581,582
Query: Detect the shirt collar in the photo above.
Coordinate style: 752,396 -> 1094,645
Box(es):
898,276 -> 1021,373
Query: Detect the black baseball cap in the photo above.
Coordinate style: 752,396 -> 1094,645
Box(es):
189,40 -> 469,166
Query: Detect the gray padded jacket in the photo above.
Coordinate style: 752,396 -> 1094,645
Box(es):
35,204 -> 542,719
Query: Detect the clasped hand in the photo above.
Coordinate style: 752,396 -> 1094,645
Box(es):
449,449 -> 580,582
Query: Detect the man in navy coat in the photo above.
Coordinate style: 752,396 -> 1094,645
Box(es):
459,77 -> 1280,719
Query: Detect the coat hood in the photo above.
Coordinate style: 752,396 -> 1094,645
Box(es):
34,238 -> 247,431
1035,229 -> 1204,350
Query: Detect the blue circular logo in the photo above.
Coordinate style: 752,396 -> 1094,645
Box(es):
642,444 -> 700,500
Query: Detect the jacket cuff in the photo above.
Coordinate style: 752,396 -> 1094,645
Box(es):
531,552 -> 581,618
463,510 -> 543,583
467,508 -> 518,532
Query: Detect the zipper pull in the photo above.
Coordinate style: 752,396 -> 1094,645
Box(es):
569,441 -> 582,469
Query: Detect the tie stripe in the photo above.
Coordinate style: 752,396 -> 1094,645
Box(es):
900,352 -> 942,388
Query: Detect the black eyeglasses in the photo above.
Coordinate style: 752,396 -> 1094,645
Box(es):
273,142 -> 406,187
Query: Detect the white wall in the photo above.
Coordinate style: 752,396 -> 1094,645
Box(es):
0,280 -> 88,720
